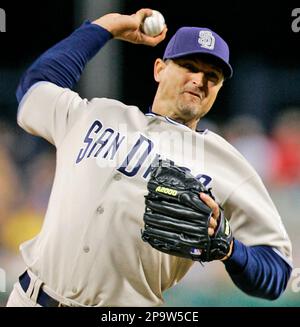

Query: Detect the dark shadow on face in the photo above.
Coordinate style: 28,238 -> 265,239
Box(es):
172,53 -> 228,80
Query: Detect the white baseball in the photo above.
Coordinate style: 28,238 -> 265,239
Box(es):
142,10 -> 165,37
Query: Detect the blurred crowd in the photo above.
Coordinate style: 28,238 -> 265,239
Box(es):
0,106 -> 300,306
0,120 -> 55,304
198,108 -> 300,186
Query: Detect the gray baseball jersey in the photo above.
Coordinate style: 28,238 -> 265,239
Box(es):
17,81 -> 292,306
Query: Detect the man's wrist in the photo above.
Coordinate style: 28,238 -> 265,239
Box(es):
92,13 -> 121,36
221,239 -> 234,261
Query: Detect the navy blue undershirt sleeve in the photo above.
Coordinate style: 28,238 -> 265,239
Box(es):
224,239 -> 292,300
16,21 -> 112,103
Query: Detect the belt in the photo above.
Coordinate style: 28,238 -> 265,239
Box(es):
19,271 -> 60,307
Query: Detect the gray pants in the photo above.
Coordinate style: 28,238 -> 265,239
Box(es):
6,270 -> 78,307
6,282 -> 42,307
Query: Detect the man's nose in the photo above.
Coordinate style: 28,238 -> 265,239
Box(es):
191,72 -> 205,88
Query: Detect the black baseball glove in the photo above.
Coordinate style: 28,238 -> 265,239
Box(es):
141,160 -> 233,262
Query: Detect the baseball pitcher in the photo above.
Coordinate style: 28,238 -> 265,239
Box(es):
7,8 -> 292,307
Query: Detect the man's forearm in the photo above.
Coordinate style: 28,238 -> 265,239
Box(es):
16,21 -> 112,103
224,239 -> 292,300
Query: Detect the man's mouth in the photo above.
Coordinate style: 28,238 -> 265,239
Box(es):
184,91 -> 203,100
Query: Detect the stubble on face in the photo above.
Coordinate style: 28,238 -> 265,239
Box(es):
175,91 -> 206,123
152,58 -> 223,128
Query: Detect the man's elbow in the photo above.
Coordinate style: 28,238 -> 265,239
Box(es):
269,271 -> 291,300
252,264 -> 292,301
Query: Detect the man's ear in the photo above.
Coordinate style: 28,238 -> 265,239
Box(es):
154,58 -> 167,82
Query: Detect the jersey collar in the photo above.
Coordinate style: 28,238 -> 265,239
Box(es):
145,110 -> 208,134
145,110 -> 192,132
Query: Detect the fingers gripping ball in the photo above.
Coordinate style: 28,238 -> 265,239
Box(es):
142,10 -> 165,37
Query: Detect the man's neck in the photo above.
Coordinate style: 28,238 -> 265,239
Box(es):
151,107 -> 198,131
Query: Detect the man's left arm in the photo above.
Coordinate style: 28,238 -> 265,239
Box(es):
201,176 -> 292,300
223,239 -> 292,300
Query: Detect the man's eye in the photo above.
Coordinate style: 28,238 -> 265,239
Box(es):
206,72 -> 219,82
182,63 -> 198,72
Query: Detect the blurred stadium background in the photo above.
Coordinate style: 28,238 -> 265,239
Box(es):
0,0 -> 300,306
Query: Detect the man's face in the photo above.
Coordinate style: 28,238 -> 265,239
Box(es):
153,56 -> 224,126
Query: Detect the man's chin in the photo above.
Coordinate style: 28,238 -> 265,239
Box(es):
177,105 -> 202,121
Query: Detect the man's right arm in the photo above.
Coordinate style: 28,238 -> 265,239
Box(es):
16,8 -> 167,103
16,21 -> 112,103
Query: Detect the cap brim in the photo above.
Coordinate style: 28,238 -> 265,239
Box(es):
164,51 -> 233,79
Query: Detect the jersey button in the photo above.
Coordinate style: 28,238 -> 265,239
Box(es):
96,206 -> 104,214
72,287 -> 77,294
113,173 -> 122,181
83,245 -> 90,253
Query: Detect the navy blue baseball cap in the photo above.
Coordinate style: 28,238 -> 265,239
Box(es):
163,27 -> 233,79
